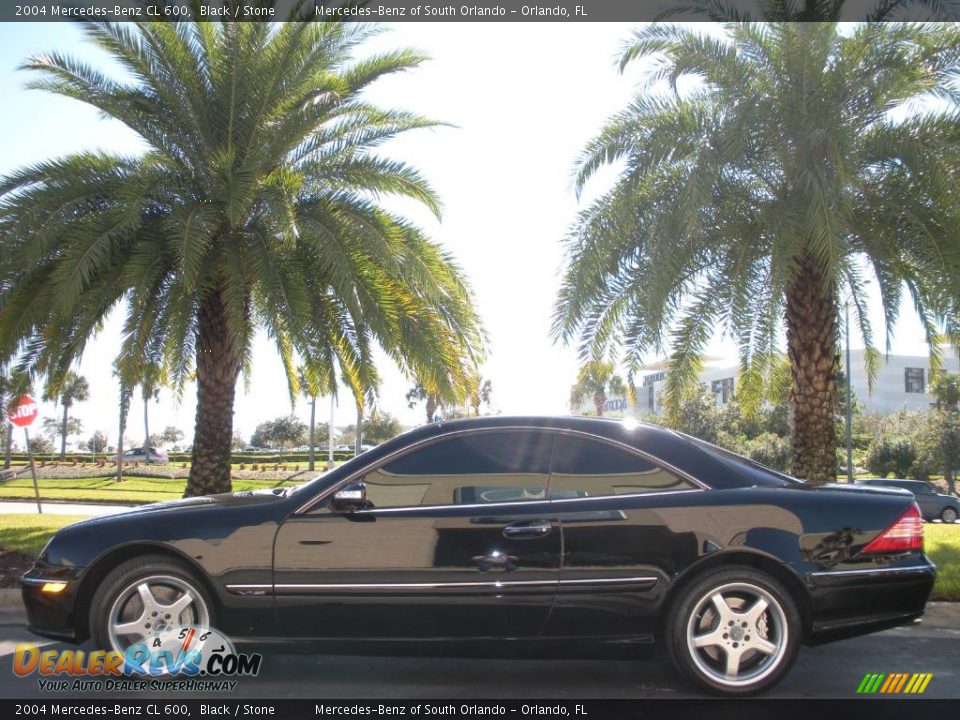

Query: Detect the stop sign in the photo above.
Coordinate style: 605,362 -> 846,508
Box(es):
7,395 -> 39,427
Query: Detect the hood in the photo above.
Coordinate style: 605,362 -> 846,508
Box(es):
69,488 -> 288,527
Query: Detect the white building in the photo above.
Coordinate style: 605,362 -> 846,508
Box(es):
585,351 -> 960,417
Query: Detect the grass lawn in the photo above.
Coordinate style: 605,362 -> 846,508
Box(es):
925,523 -> 960,601
0,476 -> 309,504
0,513 -> 89,557
0,513 -> 957,600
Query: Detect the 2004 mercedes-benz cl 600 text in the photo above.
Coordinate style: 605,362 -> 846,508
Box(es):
22,417 -> 935,695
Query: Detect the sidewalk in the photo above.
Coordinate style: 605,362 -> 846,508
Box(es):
0,500 -> 135,517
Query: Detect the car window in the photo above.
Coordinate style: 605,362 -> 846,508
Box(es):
550,435 -> 695,497
360,431 -> 554,508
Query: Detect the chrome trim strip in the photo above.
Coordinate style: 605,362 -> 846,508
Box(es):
225,584 -> 272,594
295,425 -> 707,515
21,577 -> 70,586
225,575 -> 659,595
810,565 -> 934,579
337,490 -> 702,516
559,576 -> 659,586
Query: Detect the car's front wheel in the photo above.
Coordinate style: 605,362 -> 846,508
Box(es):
666,567 -> 800,696
941,506 -> 958,524
89,555 -> 213,653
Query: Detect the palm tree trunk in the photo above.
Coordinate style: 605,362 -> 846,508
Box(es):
426,396 -> 437,424
185,290 -> 243,497
308,397 -> 316,472
143,396 -> 151,464
116,383 -> 129,483
0,394 -> 6,469
1,392 -> 9,469
594,391 -> 606,417
60,402 -> 68,460
786,254 -> 838,483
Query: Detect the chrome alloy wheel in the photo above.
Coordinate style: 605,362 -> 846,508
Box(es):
686,581 -> 789,689
106,574 -> 209,652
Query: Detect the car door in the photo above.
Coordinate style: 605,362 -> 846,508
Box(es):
912,483 -> 939,518
543,432 -> 701,640
272,428 -> 561,639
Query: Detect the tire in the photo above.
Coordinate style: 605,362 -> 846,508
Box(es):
89,554 -> 213,653
665,566 -> 801,696
941,507 -> 958,524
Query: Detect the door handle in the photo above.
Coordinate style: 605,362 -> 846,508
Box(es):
502,521 -> 553,539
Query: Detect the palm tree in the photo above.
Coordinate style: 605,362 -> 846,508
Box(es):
112,366 -> 134,483
469,377 -> 493,416
569,361 -> 627,417
43,371 -> 89,460
406,374 -> 470,424
298,363 -> 336,471
554,23 -> 960,483
138,362 -> 165,464
661,0 -> 958,22
932,370 -> 960,412
0,19 -> 485,496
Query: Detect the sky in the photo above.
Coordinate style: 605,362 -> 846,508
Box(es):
0,21 -> 930,449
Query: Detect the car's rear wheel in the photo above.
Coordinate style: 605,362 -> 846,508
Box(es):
90,555 -> 213,653
941,506 -> 958,524
666,567 -> 800,696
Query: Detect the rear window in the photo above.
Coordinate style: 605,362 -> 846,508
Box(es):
680,433 -> 803,487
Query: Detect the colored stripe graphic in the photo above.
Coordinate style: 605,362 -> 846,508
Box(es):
856,673 -> 931,694
879,674 -> 897,693
857,674 -> 884,693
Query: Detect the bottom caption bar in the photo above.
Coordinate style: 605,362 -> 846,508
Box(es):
3,699 -> 960,719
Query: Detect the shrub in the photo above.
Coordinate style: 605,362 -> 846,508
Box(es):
743,432 -> 792,472
866,437 -> 917,478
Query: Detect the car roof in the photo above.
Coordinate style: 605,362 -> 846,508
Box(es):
364,415 -> 795,490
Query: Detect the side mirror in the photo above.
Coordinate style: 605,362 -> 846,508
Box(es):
331,481 -> 368,512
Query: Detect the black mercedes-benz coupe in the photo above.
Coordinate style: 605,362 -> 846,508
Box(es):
22,416 -> 935,695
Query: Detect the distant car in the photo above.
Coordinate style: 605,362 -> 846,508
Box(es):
112,447 -> 168,464
335,444 -> 353,452
856,479 -> 959,523
240,446 -> 264,453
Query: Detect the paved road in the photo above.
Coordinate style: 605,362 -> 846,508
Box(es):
0,613 -> 957,700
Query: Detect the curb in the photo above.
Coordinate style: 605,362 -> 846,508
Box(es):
923,601 -> 960,629
0,588 -> 21,608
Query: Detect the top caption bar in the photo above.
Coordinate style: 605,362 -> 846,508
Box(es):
4,0 -> 960,23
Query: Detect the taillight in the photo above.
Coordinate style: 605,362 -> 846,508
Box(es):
862,503 -> 924,553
